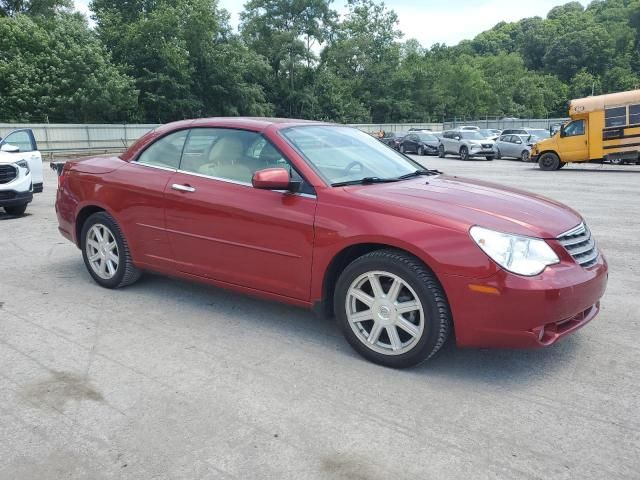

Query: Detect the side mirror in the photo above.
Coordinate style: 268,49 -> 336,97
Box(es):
252,168 -> 293,191
0,143 -> 19,153
516,139 -> 522,144
454,136 -> 461,141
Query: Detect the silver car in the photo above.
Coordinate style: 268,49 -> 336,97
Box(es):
438,130 -> 496,161
494,134 -> 536,162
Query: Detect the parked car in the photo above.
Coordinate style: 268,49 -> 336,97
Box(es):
408,127 -> 432,132
457,125 -> 480,131
55,118 -> 607,368
439,130 -> 496,160
501,128 -> 550,140
0,129 -> 44,216
495,134 -> 536,161
379,131 -> 408,150
398,132 -> 439,155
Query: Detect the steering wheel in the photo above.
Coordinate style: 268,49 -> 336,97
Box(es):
344,161 -> 364,174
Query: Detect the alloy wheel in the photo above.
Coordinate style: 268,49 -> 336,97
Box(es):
86,223 -> 119,280
345,271 -> 425,356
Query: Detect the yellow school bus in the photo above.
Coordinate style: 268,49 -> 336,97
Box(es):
532,89 -> 640,170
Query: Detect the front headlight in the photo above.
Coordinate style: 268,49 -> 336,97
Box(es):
16,160 -> 30,174
470,226 -> 559,276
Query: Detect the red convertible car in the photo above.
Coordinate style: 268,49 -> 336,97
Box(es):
55,118 -> 608,368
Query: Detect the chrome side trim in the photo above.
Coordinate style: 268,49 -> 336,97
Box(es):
132,162 -> 177,173
175,169 -> 317,198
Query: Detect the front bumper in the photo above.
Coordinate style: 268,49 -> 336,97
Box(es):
469,149 -> 495,157
0,189 -> 33,207
442,251 -> 608,349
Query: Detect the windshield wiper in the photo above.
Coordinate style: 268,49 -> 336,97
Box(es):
395,169 -> 441,180
332,177 -> 400,187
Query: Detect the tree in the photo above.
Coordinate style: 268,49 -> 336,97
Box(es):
0,13 -> 137,122
0,0 -> 72,17
92,0 -> 272,122
240,0 -> 336,118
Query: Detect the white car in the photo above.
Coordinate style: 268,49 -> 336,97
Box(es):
0,129 -> 43,216
438,130 -> 496,161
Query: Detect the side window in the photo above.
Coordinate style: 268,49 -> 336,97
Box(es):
605,106 -> 627,128
179,128 -> 300,186
137,130 -> 188,169
2,130 -> 35,152
629,104 -> 640,125
564,120 -> 586,137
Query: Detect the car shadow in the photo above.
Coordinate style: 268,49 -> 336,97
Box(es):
88,269 -> 582,387
0,212 -> 32,221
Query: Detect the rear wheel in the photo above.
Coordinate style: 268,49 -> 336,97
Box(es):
438,145 -> 445,158
538,152 -> 561,171
334,249 -> 451,368
520,150 -> 530,162
459,146 -> 469,161
4,204 -> 28,216
81,211 -> 142,289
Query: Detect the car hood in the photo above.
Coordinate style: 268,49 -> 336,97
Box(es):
348,175 -> 581,238
468,139 -> 495,145
0,151 -> 28,164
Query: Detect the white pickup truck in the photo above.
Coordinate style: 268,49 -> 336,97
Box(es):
0,129 -> 43,216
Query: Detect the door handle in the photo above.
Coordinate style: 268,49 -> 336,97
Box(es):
171,184 -> 196,193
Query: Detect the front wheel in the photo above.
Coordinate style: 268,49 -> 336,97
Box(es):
459,146 -> 469,161
4,203 -> 28,216
418,146 -> 424,156
334,249 -> 451,368
81,211 -> 142,289
521,150 -> 530,162
495,148 -> 502,160
399,144 -> 405,154
538,152 -> 561,171
438,145 -> 445,158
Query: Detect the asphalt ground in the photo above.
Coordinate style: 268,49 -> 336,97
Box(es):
0,157 -> 638,479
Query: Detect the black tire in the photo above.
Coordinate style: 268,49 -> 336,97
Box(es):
520,150 -> 530,162
538,152 -> 561,171
438,145 -> 445,158
418,146 -> 424,156
609,157 -> 624,165
81,211 -> 142,289
485,156 -> 494,161
459,146 -> 469,161
495,148 -> 502,160
334,249 -> 452,369
4,204 -> 28,216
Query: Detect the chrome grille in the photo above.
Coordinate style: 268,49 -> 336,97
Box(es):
481,144 -> 492,149
0,165 -> 17,184
557,223 -> 598,268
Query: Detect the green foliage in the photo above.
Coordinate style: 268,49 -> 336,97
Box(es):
0,13 -> 137,122
1,0 -> 640,123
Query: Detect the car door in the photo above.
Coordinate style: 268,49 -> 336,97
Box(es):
0,129 -> 43,192
116,129 -> 189,270
496,135 -> 509,157
501,135 -> 516,158
559,119 -> 589,162
164,127 -> 316,301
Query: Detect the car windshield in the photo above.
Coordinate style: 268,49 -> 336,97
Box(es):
281,125 -> 424,186
527,129 -> 550,139
417,133 -> 438,142
478,129 -> 494,137
461,131 -> 485,140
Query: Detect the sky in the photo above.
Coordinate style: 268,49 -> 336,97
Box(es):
74,0 -> 591,47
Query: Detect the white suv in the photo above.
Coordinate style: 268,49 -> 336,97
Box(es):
0,129 -> 43,216
438,130 -> 496,161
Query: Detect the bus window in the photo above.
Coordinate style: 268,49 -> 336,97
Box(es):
605,106 -> 627,128
629,105 -> 640,126
564,120 -> 585,137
